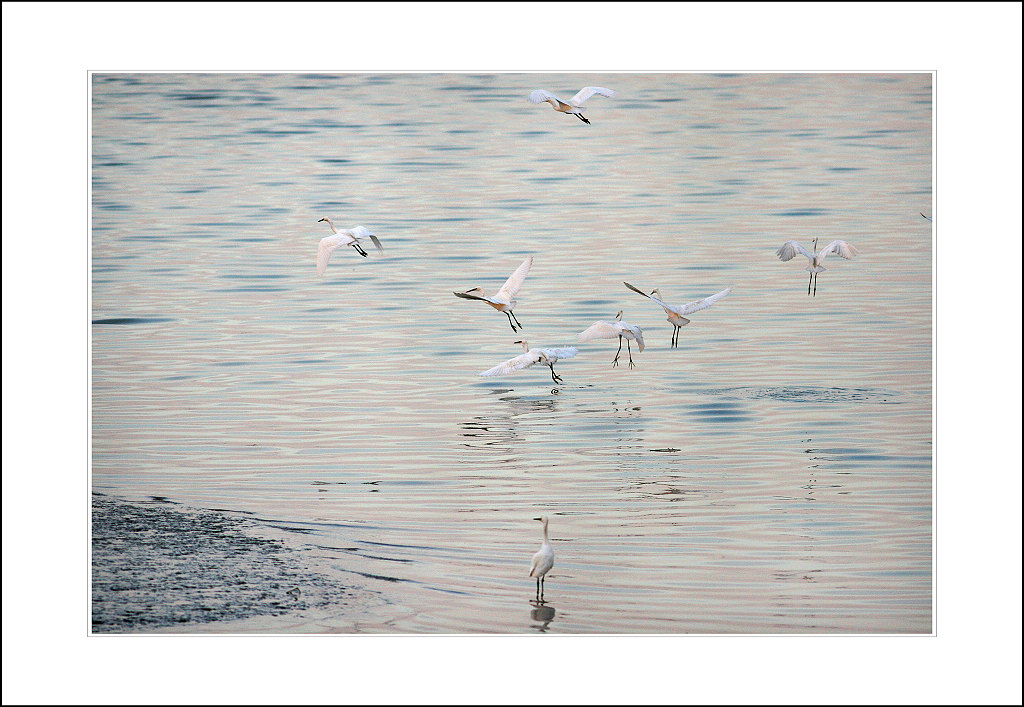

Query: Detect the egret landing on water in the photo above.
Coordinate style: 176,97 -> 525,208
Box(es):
776,237 -> 859,296
528,87 -> 617,124
624,282 -> 732,348
316,217 -> 383,276
479,340 -> 578,384
529,516 -> 555,601
577,311 -> 645,368
454,256 -> 533,332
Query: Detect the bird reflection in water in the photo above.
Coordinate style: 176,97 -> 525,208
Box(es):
529,599 -> 556,632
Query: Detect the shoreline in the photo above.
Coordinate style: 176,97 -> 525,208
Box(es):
91,493 -> 376,633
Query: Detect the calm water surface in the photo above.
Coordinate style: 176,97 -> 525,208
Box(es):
91,73 -> 932,633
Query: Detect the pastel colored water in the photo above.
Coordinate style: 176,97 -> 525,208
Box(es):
91,72 -> 932,633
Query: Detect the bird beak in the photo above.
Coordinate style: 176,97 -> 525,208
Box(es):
533,517 -> 542,521
317,218 -> 326,222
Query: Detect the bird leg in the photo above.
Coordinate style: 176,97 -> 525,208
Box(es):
535,577 -> 541,600
548,363 -> 563,384
575,113 -> 590,124
504,311 -> 519,331
672,326 -> 679,348
510,310 -> 523,330
612,336 -> 623,367
350,242 -> 368,257
807,271 -> 812,295
813,273 -> 818,297
627,340 -> 636,369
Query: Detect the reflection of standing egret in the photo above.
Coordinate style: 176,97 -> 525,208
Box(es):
530,599 -> 556,631
529,516 -> 555,601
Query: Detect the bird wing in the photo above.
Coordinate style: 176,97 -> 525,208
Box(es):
454,288 -> 500,305
776,240 -> 813,262
367,234 -> 384,255
495,255 -> 533,303
316,235 -> 345,276
816,240 -> 859,261
539,346 -> 578,362
623,323 -> 645,351
570,86 -> 617,106
623,281 -> 682,315
577,321 -> 620,343
679,286 -> 733,315
530,547 -> 553,576
529,553 -> 541,577
479,350 -> 541,377
529,89 -> 561,104
349,225 -> 375,239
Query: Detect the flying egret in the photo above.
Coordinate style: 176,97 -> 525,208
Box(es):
623,282 -> 732,348
529,516 -> 555,601
454,256 -> 533,331
775,237 -> 859,296
479,340 -> 578,384
316,217 -> 384,276
577,311 -> 645,368
528,86 -> 617,124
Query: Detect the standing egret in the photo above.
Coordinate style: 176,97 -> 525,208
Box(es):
479,340 -> 578,384
775,237 -> 859,296
529,516 -> 555,601
623,282 -> 732,348
454,256 -> 533,331
316,217 -> 384,276
528,86 -> 617,124
577,311 -> 645,368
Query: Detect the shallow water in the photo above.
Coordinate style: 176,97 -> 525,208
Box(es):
91,72 -> 932,633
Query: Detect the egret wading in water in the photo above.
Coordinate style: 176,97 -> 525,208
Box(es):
479,340 -> 578,384
316,217 -> 383,276
775,237 -> 859,296
529,516 -> 555,601
624,282 -> 732,348
454,256 -> 533,332
577,311 -> 645,368
528,87 -> 617,124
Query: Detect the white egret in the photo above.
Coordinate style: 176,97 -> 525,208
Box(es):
529,516 -> 555,601
480,340 -> 578,384
577,311 -> 645,368
316,217 -> 384,276
528,86 -> 617,124
623,282 -> 732,347
454,256 -> 533,331
775,237 -> 859,296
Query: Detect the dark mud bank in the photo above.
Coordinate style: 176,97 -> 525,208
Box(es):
92,493 -> 361,632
